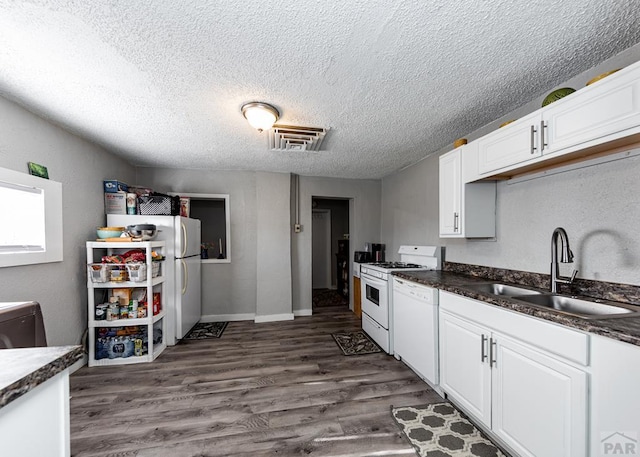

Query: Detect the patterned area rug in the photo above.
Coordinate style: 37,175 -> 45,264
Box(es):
184,322 -> 228,340
332,331 -> 382,356
313,288 -> 349,307
392,402 -> 507,457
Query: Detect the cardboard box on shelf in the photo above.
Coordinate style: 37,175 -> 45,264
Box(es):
104,192 -> 127,214
103,180 -> 128,193
112,288 -> 133,304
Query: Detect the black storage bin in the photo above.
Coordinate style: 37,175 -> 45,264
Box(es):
0,301 -> 47,348
137,194 -> 180,216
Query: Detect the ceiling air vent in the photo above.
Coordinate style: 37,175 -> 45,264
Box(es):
269,125 -> 329,152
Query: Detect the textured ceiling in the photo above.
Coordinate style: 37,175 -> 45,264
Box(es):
1,1 -> 639,179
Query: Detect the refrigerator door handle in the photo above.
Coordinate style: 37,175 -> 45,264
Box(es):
181,259 -> 188,295
180,221 -> 187,258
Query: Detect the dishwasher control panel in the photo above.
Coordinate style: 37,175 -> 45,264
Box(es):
392,278 -> 438,305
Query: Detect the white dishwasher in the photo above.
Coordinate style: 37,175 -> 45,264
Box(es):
392,277 -> 439,386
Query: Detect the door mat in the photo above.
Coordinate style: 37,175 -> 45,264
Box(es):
184,322 -> 228,340
331,331 -> 382,356
392,402 -> 507,457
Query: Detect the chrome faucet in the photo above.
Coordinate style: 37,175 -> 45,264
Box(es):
550,227 -> 578,293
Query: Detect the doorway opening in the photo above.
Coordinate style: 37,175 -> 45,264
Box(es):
311,197 -> 350,312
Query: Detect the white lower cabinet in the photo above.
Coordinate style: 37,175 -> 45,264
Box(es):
492,334 -> 587,457
589,335 -> 640,456
439,311 -> 492,427
0,371 -> 71,457
439,292 -> 588,457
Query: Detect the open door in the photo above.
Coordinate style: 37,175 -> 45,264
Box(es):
312,209 -> 332,289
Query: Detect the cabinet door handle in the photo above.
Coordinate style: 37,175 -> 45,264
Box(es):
489,337 -> 497,367
453,212 -> 459,232
530,125 -> 537,154
481,334 -> 488,362
540,120 -> 547,152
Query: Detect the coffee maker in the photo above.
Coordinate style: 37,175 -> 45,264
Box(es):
364,242 -> 385,262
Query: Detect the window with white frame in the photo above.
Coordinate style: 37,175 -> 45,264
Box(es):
0,166 -> 63,267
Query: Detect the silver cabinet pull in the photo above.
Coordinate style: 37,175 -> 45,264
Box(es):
481,334 -> 488,362
541,120 -> 547,152
489,337 -> 497,367
530,125 -> 537,154
453,212 -> 459,232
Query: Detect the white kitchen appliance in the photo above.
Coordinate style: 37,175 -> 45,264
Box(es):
107,214 -> 202,345
392,277 -> 439,387
360,245 -> 442,354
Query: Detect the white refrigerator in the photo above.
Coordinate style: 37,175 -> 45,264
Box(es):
107,214 -> 202,345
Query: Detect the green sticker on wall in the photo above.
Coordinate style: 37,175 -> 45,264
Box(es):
28,162 -> 49,179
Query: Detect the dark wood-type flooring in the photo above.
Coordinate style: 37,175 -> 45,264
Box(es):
70,307 -> 443,456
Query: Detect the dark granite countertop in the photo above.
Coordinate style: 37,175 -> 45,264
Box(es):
393,269 -> 640,347
0,345 -> 83,410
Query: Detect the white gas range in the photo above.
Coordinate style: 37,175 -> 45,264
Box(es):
360,245 -> 442,354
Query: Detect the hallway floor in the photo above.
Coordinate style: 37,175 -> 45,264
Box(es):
312,288 -> 349,310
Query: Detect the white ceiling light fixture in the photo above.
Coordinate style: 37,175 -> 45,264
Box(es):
241,102 -> 280,132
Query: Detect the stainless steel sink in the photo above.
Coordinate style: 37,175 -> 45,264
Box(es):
464,283 -> 544,297
513,294 -> 640,318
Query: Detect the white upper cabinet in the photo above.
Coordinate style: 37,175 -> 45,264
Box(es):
439,148 -> 462,236
543,65 -> 640,156
477,111 -> 543,176
439,144 -> 496,238
474,60 -> 640,180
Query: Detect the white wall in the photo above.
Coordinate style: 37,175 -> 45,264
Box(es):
293,176 -> 381,313
381,154 -> 440,260
381,43 -> 640,286
0,96 -> 135,346
140,170 -> 382,318
447,151 -> 640,284
255,172 -> 292,319
135,168 -> 258,317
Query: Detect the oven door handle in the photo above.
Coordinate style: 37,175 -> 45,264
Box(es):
361,274 -> 386,287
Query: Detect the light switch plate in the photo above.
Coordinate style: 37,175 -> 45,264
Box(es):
294,224 -> 302,233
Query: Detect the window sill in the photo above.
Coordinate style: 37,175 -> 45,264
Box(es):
201,259 -> 231,264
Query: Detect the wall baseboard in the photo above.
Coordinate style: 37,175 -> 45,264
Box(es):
254,313 -> 295,323
293,309 -> 313,317
200,313 -> 256,322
